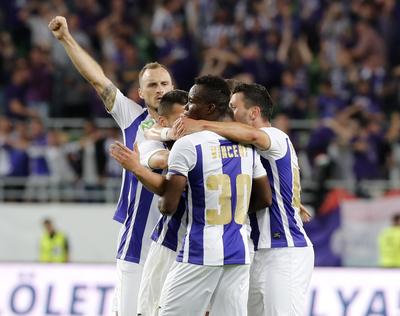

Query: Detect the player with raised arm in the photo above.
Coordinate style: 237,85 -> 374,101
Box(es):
175,82 -> 314,316
48,16 -> 175,316
113,75 -> 272,315
111,89 -> 188,316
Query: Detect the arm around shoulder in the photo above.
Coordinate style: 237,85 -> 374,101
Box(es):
200,120 -> 271,151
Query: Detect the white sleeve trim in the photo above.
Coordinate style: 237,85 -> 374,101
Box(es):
138,140 -> 166,169
140,148 -> 167,168
167,137 -> 196,178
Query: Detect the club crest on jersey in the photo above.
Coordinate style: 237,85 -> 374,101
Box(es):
140,118 -> 156,131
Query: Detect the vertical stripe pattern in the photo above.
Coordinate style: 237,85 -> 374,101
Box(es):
220,140 -> 246,264
113,111 -> 148,223
251,127 -> 312,250
174,132 -> 257,265
151,196 -> 187,251
186,144 -> 205,265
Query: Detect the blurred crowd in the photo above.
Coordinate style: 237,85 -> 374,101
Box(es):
0,116 -> 122,201
1,0 -> 400,203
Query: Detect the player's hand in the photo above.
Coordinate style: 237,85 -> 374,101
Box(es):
299,204 -> 312,223
109,141 -> 141,173
143,124 -> 177,141
144,125 -> 163,140
175,116 -> 204,138
48,16 -> 70,40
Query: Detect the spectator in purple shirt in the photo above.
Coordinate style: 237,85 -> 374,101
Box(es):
351,116 -> 387,181
28,118 -> 49,176
3,121 -> 30,201
26,46 -> 53,119
5,67 -> 39,120
157,21 -> 197,90
317,80 -> 347,119
351,80 -> 381,115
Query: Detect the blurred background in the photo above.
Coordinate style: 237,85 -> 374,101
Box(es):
1,0 -> 400,315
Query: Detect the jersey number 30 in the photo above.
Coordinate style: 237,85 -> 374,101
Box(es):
205,174 -> 251,225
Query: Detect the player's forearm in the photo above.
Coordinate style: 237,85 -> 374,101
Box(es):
159,196 -> 177,216
158,174 -> 187,215
248,198 -> 270,214
148,150 -> 169,170
158,183 -> 184,215
248,176 -> 272,213
134,165 -> 166,196
200,120 -> 269,150
144,125 -> 176,142
59,33 -> 114,108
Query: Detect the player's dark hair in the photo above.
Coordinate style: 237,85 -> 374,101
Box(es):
158,89 -> 188,117
225,78 -> 241,94
194,75 -> 231,113
43,218 -> 52,225
232,83 -> 274,121
392,213 -> 400,225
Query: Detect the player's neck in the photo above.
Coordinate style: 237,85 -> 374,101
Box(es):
147,106 -> 159,121
220,114 -> 233,122
252,118 -> 271,129
205,112 -> 229,122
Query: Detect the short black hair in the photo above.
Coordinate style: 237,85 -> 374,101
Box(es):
225,78 -> 241,93
194,75 -> 231,113
232,83 -> 274,120
43,218 -> 52,225
158,89 -> 188,117
393,213 -> 400,225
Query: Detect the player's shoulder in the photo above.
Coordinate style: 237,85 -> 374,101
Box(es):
110,89 -> 147,128
178,131 -> 216,145
261,127 -> 293,146
258,127 -> 293,157
259,126 -> 288,139
173,133 -> 197,150
115,89 -> 139,107
139,118 -> 157,132
170,131 -> 215,156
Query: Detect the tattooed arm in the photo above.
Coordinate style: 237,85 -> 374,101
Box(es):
49,16 -> 117,111
99,83 -> 117,112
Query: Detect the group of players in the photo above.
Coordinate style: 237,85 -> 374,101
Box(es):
49,15 -> 314,316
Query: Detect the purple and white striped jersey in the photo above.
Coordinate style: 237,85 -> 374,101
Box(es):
249,127 -> 312,250
109,90 -> 161,263
151,196 -> 187,252
138,140 -> 188,253
167,131 -> 266,266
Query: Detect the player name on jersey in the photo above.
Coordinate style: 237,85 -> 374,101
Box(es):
210,144 -> 249,160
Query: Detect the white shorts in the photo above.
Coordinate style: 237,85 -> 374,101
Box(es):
248,237 -> 255,263
159,262 -> 250,316
248,246 -> 314,316
137,242 -> 176,316
112,259 -> 143,316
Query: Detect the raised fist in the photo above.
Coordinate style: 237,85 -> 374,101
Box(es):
48,16 -> 69,40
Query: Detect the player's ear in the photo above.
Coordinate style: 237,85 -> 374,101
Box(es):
158,116 -> 168,127
138,87 -> 144,100
250,106 -> 260,120
207,103 -> 216,114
